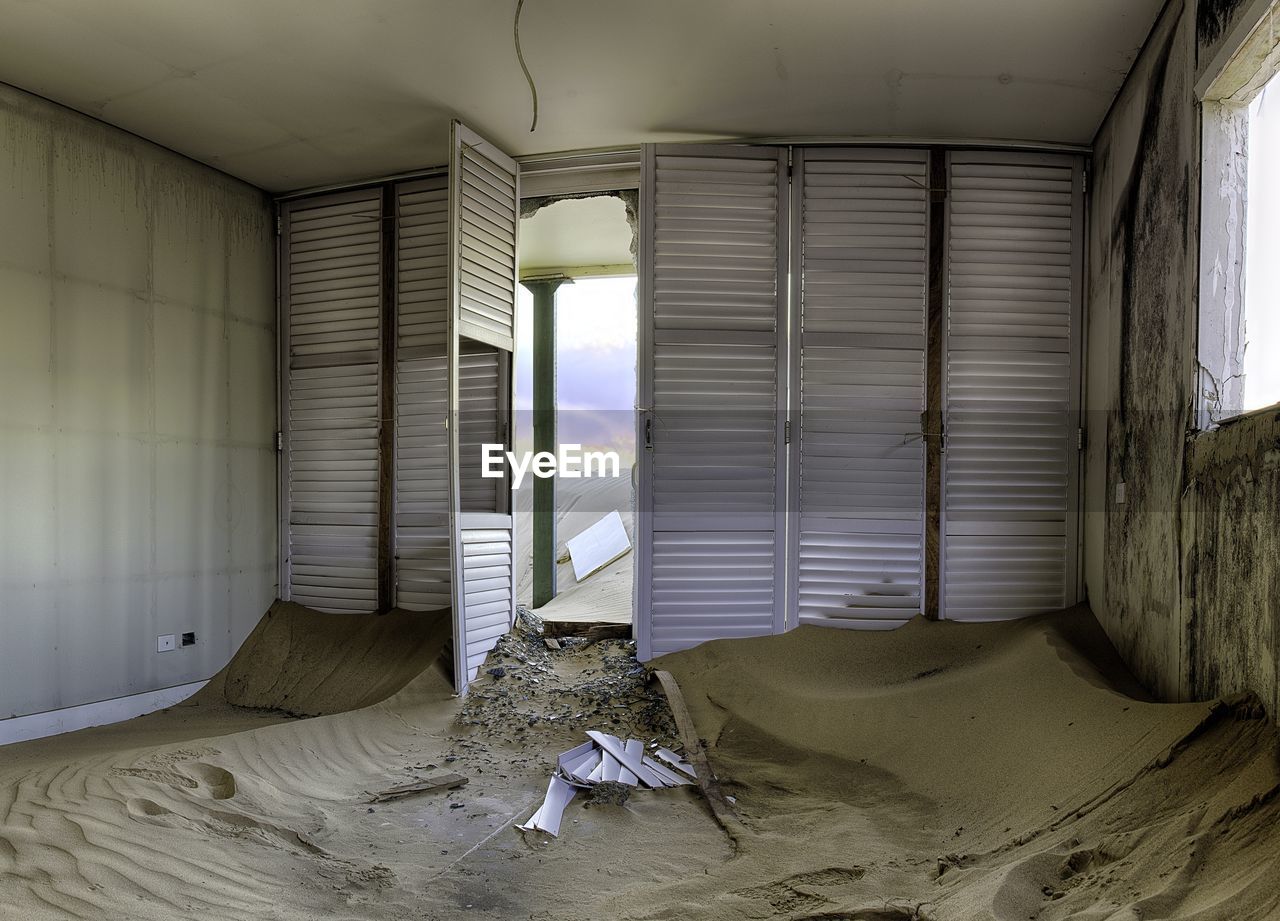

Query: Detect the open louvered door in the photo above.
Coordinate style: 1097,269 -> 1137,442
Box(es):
281,190 -> 384,613
941,151 -> 1083,620
791,149 -> 928,628
448,122 -> 517,691
637,144 -> 788,659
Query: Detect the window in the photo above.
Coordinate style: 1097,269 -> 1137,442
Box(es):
1198,3 -> 1280,424
1243,79 -> 1280,413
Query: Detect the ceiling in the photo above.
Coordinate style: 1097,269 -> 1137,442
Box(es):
0,0 -> 1164,193
520,196 -> 634,277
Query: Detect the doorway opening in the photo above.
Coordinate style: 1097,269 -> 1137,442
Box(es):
514,194 -> 638,631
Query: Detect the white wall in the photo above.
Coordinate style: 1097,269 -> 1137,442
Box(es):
0,82 -> 277,720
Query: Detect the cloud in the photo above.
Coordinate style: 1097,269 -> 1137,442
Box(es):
514,276 -> 637,458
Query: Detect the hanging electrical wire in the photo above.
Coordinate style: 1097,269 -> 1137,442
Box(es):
514,0 -> 539,132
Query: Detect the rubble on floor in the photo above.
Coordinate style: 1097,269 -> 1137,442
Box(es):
455,608 -> 679,749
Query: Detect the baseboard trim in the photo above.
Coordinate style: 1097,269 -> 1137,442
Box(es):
0,681 -> 208,748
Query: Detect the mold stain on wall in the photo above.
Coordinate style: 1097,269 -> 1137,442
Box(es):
1088,0 -> 1280,717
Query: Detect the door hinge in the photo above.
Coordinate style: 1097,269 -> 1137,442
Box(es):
275,214 -> 283,236
784,420 -> 792,444
1077,427 -> 1086,451
275,430 -> 284,453
644,417 -> 653,450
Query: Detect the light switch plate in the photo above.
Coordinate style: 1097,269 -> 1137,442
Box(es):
157,634 -> 176,653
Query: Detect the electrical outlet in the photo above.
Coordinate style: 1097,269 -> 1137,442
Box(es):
1115,481 -> 1126,505
181,631 -> 196,647
157,634 -> 176,653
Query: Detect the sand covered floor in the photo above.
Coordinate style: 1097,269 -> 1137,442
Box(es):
515,474 -> 634,626
2,604 -> 1278,920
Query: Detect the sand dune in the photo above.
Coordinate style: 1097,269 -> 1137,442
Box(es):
221,602 -> 453,716
654,609 -> 1280,919
1,603 -> 1278,920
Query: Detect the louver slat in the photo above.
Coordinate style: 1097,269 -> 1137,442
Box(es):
283,189 -> 383,613
395,176 -> 451,612
942,152 -> 1082,621
642,145 -> 787,658
794,149 -> 928,628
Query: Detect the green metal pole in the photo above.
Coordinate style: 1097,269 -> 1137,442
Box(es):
522,277 -> 568,609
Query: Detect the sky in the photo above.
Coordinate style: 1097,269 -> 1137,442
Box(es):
514,275 -> 638,468
1244,76 -> 1280,412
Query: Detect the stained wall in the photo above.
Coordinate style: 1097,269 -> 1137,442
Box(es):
1086,0 -> 1280,715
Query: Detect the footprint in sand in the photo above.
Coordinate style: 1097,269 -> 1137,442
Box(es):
125,797 -> 173,819
179,763 -> 238,800
735,866 -> 867,913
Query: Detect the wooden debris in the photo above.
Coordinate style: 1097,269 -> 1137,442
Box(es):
651,669 -> 745,842
541,620 -> 630,640
369,771 -> 468,803
582,623 -> 631,643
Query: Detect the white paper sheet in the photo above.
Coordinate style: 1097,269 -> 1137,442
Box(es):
565,511 -> 631,582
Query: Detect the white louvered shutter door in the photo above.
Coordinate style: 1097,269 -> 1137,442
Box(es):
448,122 -> 518,691
793,149 -> 928,628
282,190 -> 384,613
394,176 -> 451,611
942,151 -> 1083,620
638,144 -> 788,659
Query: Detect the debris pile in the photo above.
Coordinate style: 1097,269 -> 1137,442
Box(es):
518,731 -> 696,837
456,608 -> 678,747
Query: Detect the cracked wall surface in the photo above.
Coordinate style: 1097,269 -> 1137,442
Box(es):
1087,0 -> 1280,717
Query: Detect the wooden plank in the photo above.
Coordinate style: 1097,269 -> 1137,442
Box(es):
923,148 -> 947,621
650,668 -> 745,844
377,183 -> 396,612
369,771 -> 468,802
541,620 -> 631,641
